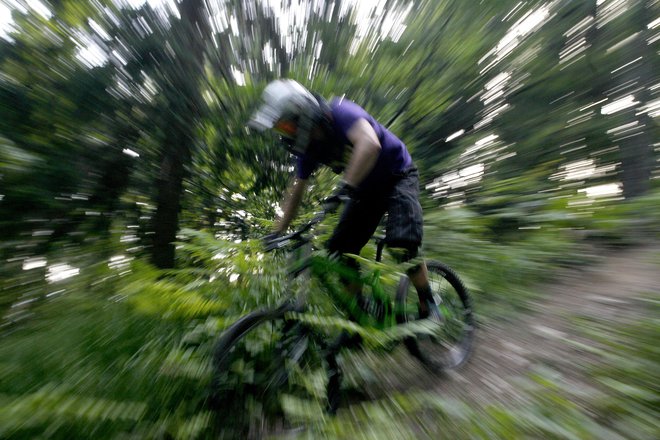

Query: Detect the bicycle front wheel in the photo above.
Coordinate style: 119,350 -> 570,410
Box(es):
396,260 -> 475,371
209,307 -> 314,434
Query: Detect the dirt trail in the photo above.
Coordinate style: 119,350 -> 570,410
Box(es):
353,243 -> 660,407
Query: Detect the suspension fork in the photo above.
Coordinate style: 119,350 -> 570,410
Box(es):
286,240 -> 313,310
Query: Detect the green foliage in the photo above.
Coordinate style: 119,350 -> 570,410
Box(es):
573,299 -> 660,439
423,204 -> 582,320
0,384 -> 147,438
0,282 -> 205,438
584,189 -> 660,244
277,305 -> 659,440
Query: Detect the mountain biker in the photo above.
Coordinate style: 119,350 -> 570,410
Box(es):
249,79 -> 440,320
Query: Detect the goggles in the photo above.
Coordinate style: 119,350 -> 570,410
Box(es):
274,118 -> 307,156
274,119 -> 298,140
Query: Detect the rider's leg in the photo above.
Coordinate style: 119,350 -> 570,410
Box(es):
389,249 -> 440,320
407,261 -> 435,317
332,253 -> 385,320
332,254 -> 363,297
385,168 -> 440,319
408,260 -> 429,292
326,195 -> 388,316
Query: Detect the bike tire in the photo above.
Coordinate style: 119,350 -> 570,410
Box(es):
211,308 -> 286,380
208,306 -> 314,420
395,260 -> 475,371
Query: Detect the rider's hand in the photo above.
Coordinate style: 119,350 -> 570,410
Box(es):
322,181 -> 357,213
261,232 -> 281,252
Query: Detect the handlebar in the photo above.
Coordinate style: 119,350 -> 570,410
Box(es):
263,210 -> 327,251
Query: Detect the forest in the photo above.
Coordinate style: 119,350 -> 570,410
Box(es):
0,0 -> 658,438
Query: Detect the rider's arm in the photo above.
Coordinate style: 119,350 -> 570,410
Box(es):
274,176 -> 308,233
342,118 -> 381,187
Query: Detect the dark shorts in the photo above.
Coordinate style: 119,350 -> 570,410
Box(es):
326,168 -> 423,259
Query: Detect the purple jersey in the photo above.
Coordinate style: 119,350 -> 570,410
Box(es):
297,98 -> 412,191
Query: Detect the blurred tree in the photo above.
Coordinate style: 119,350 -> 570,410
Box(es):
0,8 -> 124,249
1,0 -> 658,265
149,0 -> 210,268
607,0 -> 656,198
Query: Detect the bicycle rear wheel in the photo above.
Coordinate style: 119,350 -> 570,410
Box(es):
395,260 -> 474,371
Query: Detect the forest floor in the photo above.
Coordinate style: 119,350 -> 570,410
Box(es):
330,242 -> 660,435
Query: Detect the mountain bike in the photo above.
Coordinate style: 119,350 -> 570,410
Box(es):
208,209 -> 474,429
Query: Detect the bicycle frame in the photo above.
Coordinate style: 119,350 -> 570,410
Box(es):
268,212 -> 398,329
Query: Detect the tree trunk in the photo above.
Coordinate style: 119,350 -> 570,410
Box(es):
150,0 -> 208,268
152,138 -> 188,268
616,1 -> 654,198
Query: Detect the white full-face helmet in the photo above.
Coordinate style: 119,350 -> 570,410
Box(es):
249,79 -> 324,155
